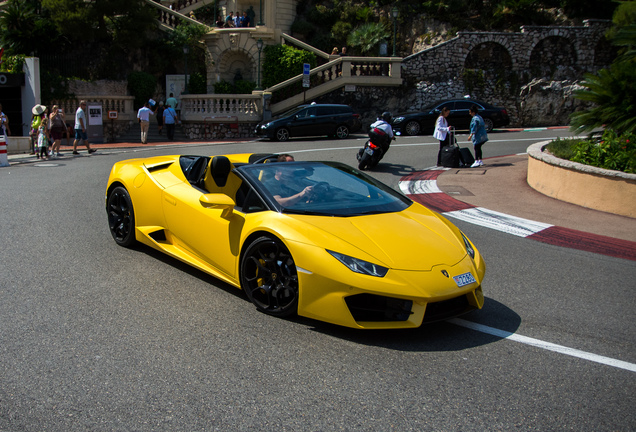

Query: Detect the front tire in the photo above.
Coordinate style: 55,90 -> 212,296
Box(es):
335,125 -> 350,139
275,128 -> 290,142
107,186 -> 136,247
404,120 -> 421,136
240,236 -> 299,317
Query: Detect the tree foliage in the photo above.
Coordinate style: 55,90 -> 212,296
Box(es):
570,2 -> 636,135
346,22 -> 390,55
261,45 -> 317,89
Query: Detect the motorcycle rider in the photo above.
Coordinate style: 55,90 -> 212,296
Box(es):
369,111 -> 394,153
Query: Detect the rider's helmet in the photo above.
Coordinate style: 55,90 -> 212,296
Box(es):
381,112 -> 392,123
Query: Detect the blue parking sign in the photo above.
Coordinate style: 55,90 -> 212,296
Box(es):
303,63 -> 310,75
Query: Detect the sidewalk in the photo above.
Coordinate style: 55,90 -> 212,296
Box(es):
400,153 -> 636,261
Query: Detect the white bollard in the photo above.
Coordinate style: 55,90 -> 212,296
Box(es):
0,135 -> 9,167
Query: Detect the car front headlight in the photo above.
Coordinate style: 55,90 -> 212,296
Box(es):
393,116 -> 405,123
260,123 -> 270,129
461,232 -> 475,259
327,250 -> 388,277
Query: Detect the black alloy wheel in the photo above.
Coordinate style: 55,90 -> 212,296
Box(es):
335,125 -> 350,139
276,128 -> 290,141
107,186 -> 136,247
240,236 -> 299,317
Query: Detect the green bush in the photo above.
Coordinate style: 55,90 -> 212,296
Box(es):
547,130 -> 635,174
188,72 -> 207,94
127,71 -> 156,109
262,44 -> 317,89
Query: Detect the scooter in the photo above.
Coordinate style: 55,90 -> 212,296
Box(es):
356,131 -> 398,170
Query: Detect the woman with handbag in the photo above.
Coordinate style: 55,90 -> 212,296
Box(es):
433,107 -> 452,166
49,105 -> 66,157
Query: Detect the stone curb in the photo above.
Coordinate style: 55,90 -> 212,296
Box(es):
528,141 -> 636,181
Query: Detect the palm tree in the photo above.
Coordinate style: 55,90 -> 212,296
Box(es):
346,22 -> 390,56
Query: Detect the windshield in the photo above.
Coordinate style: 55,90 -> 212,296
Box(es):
238,161 -> 412,216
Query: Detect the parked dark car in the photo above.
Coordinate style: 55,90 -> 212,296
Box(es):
255,103 -> 361,141
392,99 -> 510,136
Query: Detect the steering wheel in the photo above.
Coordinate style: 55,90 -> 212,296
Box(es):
310,181 -> 330,201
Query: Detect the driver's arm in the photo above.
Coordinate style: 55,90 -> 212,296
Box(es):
274,185 -> 314,206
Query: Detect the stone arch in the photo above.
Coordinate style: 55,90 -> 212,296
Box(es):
464,42 -> 513,71
215,48 -> 257,84
529,36 -> 578,79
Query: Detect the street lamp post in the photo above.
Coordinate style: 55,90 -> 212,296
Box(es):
256,38 -> 263,90
391,7 -> 399,57
258,0 -> 263,25
183,46 -> 189,95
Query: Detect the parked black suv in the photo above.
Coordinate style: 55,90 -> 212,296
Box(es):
255,103 -> 361,141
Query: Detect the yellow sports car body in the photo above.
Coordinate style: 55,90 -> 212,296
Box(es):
106,153 -> 485,329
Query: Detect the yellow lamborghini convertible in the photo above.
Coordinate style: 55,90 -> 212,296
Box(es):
106,153 -> 485,329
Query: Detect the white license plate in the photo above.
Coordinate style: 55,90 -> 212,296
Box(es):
453,272 -> 476,287
364,147 -> 374,156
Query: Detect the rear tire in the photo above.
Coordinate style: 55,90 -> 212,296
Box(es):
484,117 -> 494,132
358,151 -> 372,170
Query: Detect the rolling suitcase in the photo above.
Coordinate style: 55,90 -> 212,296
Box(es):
439,127 -> 460,168
459,147 -> 475,167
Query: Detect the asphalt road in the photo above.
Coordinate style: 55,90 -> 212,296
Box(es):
1,129 -> 634,431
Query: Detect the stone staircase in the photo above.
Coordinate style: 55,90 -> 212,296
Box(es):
117,121 -> 189,143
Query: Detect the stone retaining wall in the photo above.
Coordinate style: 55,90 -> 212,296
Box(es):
527,142 -> 636,218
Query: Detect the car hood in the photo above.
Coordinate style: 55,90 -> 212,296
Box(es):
288,206 -> 466,271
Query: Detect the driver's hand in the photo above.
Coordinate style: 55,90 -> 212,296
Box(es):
300,186 -> 313,197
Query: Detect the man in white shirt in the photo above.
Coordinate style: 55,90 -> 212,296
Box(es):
137,102 -> 155,144
72,100 -> 96,155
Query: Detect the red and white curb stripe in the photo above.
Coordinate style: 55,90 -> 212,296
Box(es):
0,135 -> 10,167
399,169 -> 636,261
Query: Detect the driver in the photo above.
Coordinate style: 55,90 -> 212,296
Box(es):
265,156 -> 314,206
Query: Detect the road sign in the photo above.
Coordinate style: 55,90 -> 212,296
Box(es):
303,63 -> 310,88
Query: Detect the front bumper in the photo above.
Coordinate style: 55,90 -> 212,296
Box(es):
291,242 -> 486,329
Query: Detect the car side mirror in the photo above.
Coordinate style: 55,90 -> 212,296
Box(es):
200,193 -> 235,218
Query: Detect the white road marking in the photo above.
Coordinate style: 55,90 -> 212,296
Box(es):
399,179 -> 442,194
450,318 -> 636,373
444,207 -> 553,237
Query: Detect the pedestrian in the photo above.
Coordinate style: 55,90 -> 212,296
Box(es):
340,46 -> 347,56
137,102 -> 155,144
30,104 -> 46,155
155,101 -> 165,135
37,113 -> 49,160
331,47 -> 339,55
467,104 -> 489,167
166,93 -> 178,110
239,11 -> 250,27
49,105 -> 66,157
163,104 -> 179,141
72,100 -> 96,155
216,14 -> 224,27
225,11 -> 235,27
0,103 -> 11,137
434,106 -> 452,166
